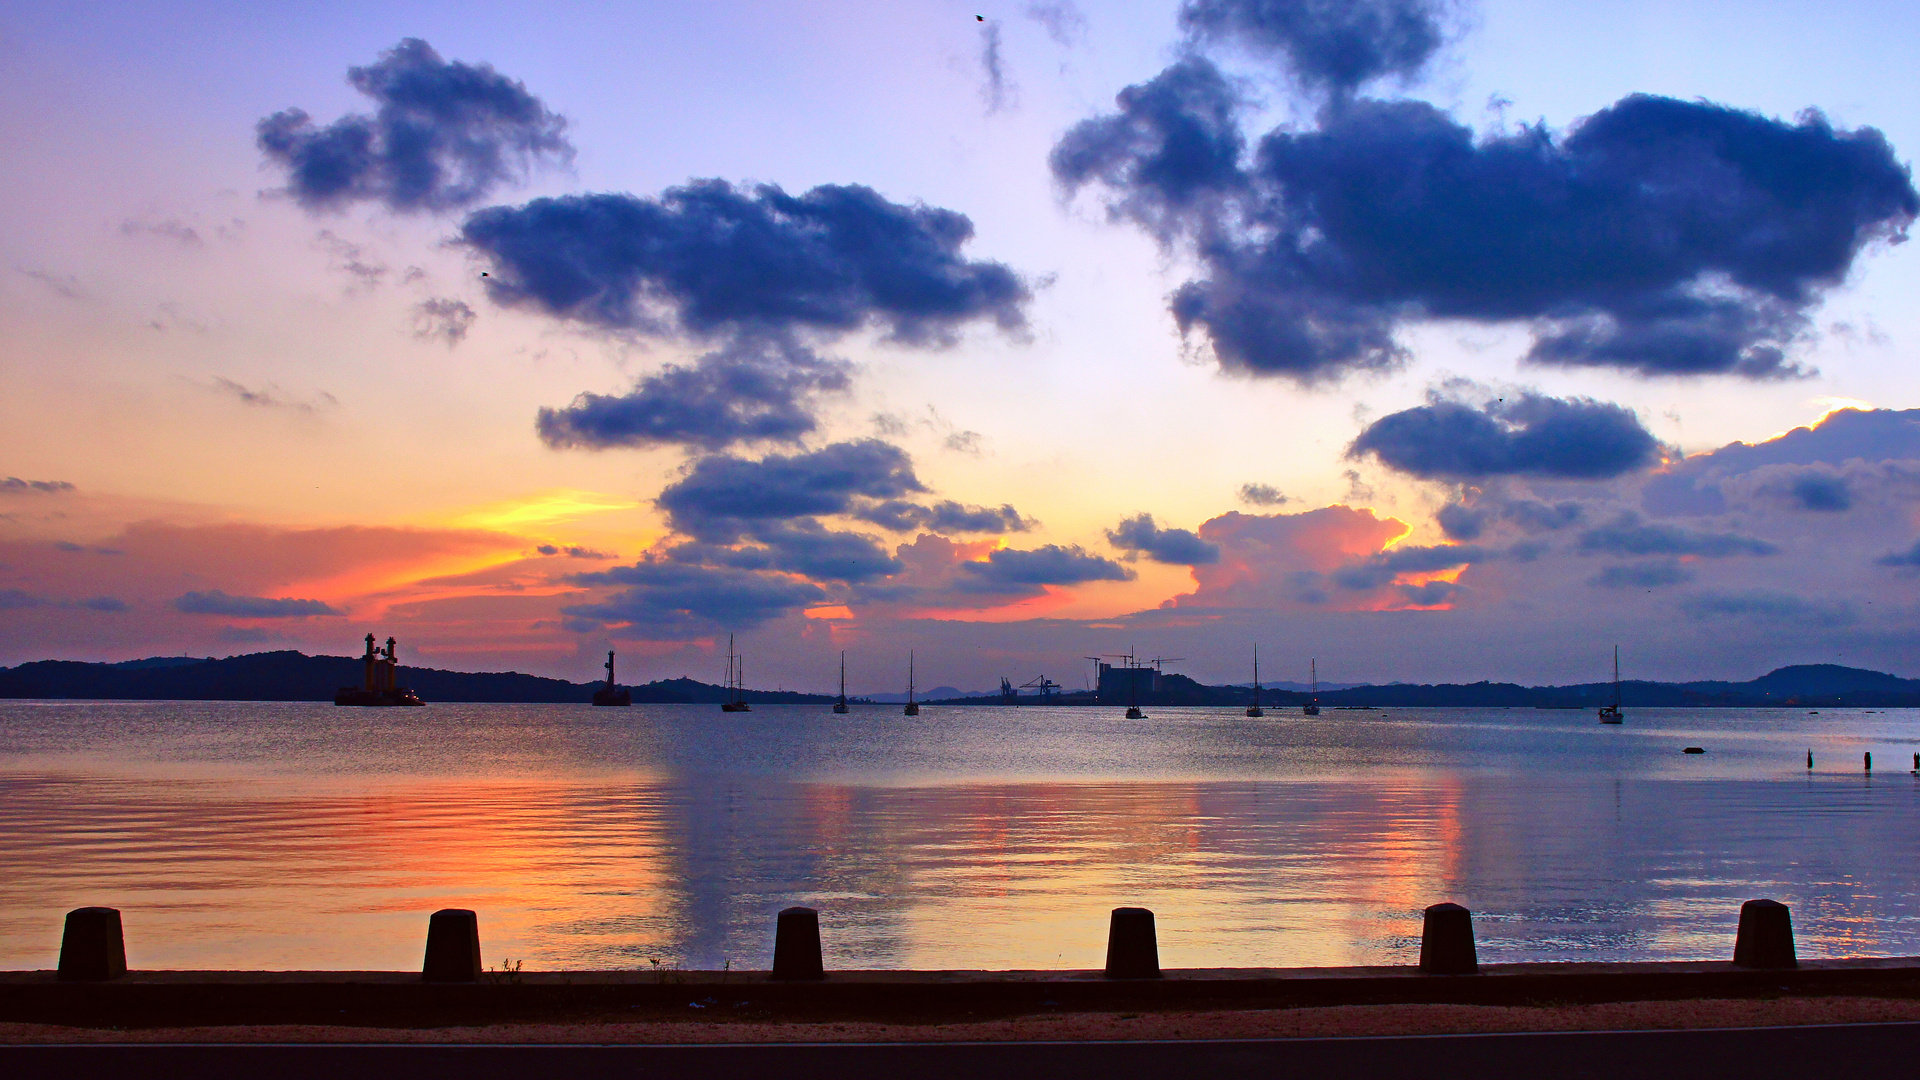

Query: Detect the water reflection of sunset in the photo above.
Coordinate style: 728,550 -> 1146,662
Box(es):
2,702 -> 1918,971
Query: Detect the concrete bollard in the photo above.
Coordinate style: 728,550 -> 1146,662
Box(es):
771,906 -> 824,981
1103,907 -> 1161,979
1419,902 -> 1479,974
57,907 -> 127,982
422,908 -> 482,982
1732,899 -> 1797,969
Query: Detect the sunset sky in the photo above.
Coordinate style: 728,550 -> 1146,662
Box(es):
4,0 -> 1920,692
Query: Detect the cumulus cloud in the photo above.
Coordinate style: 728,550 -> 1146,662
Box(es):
563,560 -> 827,635
412,298 -> 476,345
1058,70 -> 1917,382
1106,513 -> 1222,565
535,544 -> 611,559
1875,540 -> 1920,568
462,180 -> 1029,345
958,545 -> 1135,591
1352,393 -> 1663,481
1,477 -> 75,494
1329,542 -> 1491,590
656,439 -> 926,541
257,38 -> 571,213
173,590 -> 342,617
855,500 -> 1031,534
1179,0 -> 1450,97
536,338 -> 851,452
1239,483 -> 1288,506
1437,497 -> 1584,540
1785,472 -> 1852,512
1576,513 -> 1777,558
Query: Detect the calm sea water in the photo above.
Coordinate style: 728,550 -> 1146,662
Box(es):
1,701 -> 1917,972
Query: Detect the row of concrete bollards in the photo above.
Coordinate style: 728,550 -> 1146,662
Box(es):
52,898 -> 1800,983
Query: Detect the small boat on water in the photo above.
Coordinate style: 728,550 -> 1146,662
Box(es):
833,651 -> 850,714
592,650 -> 632,706
721,634 -> 750,712
1302,658 -> 1320,716
335,634 -> 425,706
1599,646 -> 1624,724
903,651 -> 920,716
1246,645 -> 1264,717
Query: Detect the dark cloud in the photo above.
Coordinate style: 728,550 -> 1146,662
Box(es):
1025,1 -> 1087,46
979,21 -> 1015,114
1239,482 -> 1288,506
1395,579 -> 1460,606
1438,497 -> 1584,540
1179,0 -> 1449,96
656,440 -> 925,541
563,560 -> 827,634
536,338 -> 850,452
668,521 -> 902,583
1787,472 -> 1852,512
1679,589 -> 1853,627
257,38 -> 571,213
1352,393 -> 1663,480
1589,561 -> 1694,589
1576,513 -> 1777,558
855,500 -> 1031,534
1,477 -> 75,494
412,298 -> 476,345
1330,542 -> 1491,590
1106,513 -> 1222,565
0,589 -> 41,610
1645,408 -> 1920,515
1875,540 -> 1920,568
462,180 -> 1029,345
958,545 -> 1135,591
535,544 -> 612,559
172,590 -> 342,617
1050,58 -> 1246,239
80,596 -> 129,612
1060,85 -> 1917,381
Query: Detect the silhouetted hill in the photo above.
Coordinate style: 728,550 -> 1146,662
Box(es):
0,651 -> 834,704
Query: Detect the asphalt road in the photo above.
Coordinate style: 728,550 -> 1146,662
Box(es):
5,1022 -> 1916,1079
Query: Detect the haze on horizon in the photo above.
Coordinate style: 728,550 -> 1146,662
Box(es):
4,0 -> 1920,694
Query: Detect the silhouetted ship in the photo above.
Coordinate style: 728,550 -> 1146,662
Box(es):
721,634 -> 750,712
833,651 -> 850,713
1302,658 -> 1320,716
593,650 -> 631,706
334,634 -> 425,706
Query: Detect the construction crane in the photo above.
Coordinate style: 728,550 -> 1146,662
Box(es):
1019,675 -> 1059,701
1147,656 -> 1186,675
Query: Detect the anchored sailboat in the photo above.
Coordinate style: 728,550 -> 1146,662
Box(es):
1246,645 -> 1264,717
1599,646 -> 1624,724
833,651 -> 850,714
903,651 -> 920,716
1302,658 -> 1320,716
721,634 -> 750,712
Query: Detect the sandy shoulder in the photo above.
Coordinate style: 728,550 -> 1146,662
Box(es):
5,996 -> 1920,1044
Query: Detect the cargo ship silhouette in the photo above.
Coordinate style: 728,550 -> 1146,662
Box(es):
334,634 -> 425,706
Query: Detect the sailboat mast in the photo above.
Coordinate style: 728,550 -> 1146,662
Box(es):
908,650 -> 915,704
1613,644 -> 1621,709
1253,645 -> 1260,708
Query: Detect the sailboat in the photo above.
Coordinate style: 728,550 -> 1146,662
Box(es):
720,634 -> 750,712
1599,646 -> 1624,724
1246,645 -> 1264,717
903,651 -> 920,716
833,651 -> 850,714
1125,651 -> 1146,719
1302,658 -> 1320,716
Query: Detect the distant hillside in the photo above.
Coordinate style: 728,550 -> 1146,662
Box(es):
1,653 -> 1913,708
0,651 -> 834,705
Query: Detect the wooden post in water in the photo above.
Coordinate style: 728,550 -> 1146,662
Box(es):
1865,752 -> 1872,772
1732,899 -> 1797,969
771,907 -> 824,980
57,907 -> 126,982
1419,903 -> 1479,974
1103,907 -> 1161,979
423,909 -> 482,982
